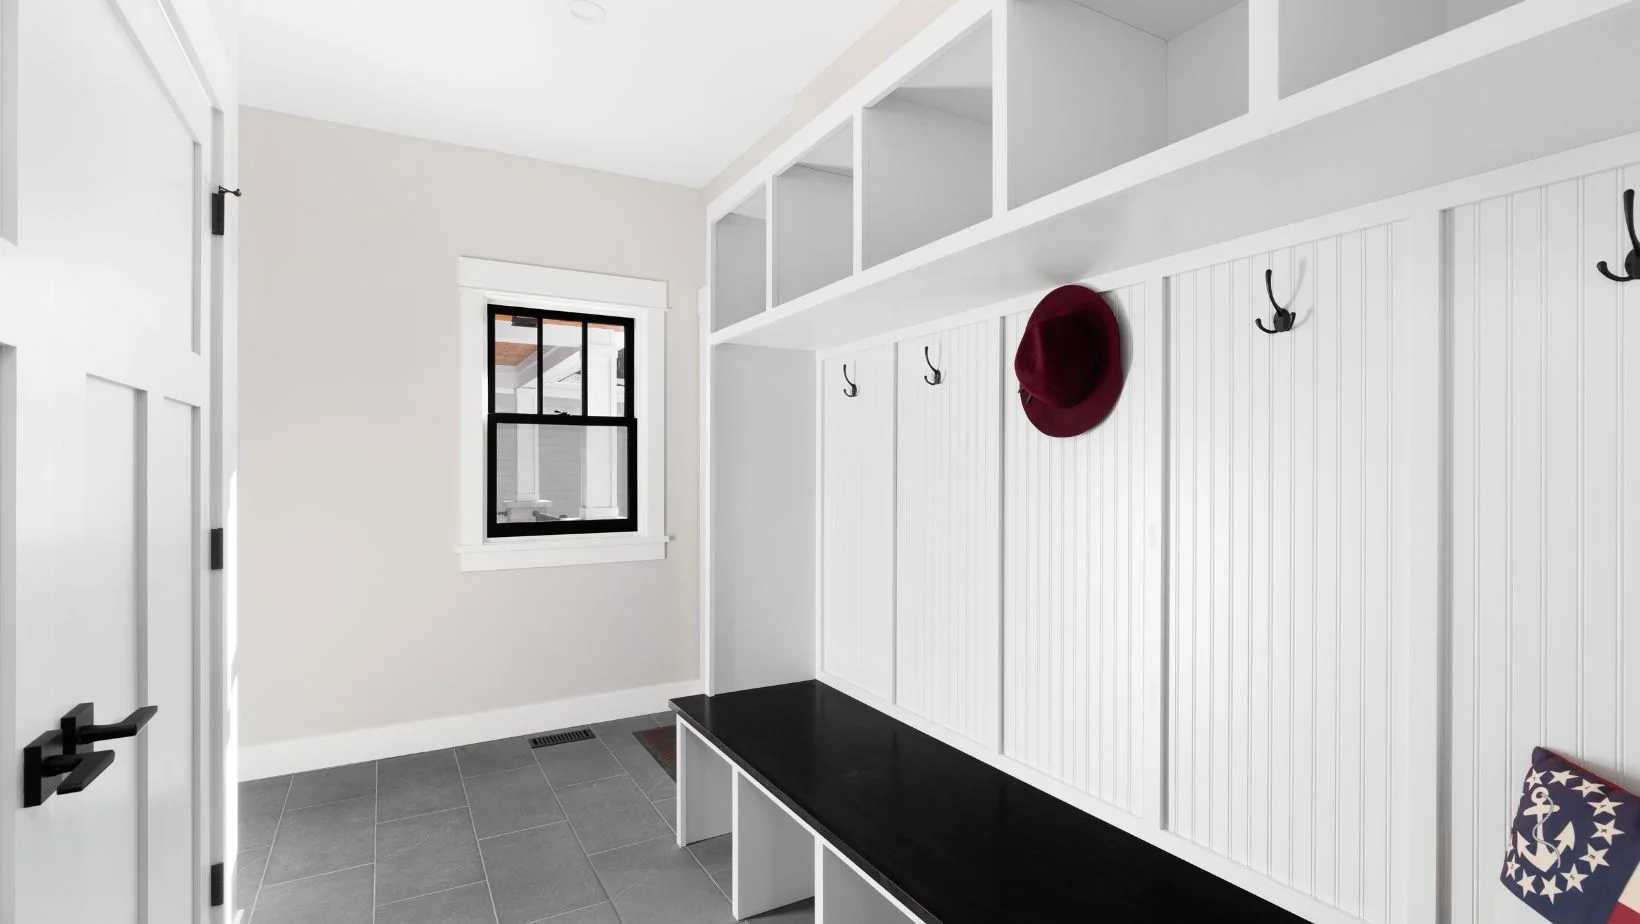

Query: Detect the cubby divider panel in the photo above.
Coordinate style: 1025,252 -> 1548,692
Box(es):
677,723 -> 733,846
862,18 -> 993,267
1006,0 -> 1248,207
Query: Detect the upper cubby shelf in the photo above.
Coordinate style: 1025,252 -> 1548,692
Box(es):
708,0 -> 1639,352
863,17 -> 995,267
1006,0 -> 1249,208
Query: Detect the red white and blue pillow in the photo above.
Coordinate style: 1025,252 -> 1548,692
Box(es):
1504,747 -> 1640,923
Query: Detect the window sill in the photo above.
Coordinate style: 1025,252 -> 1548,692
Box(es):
457,533 -> 670,572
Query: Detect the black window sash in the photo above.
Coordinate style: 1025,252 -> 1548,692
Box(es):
486,304 -> 637,538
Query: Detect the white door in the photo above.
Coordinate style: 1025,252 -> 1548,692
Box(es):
0,1 -> 235,922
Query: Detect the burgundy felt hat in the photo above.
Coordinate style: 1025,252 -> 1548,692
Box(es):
1015,285 -> 1125,438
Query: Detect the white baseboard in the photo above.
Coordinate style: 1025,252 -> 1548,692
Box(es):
239,679 -> 702,780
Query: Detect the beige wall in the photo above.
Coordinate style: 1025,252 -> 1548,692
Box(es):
702,0 -> 960,204
238,108 -> 702,748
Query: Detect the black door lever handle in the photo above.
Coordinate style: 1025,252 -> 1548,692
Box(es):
45,750 -> 117,795
23,702 -> 158,806
72,705 -> 158,745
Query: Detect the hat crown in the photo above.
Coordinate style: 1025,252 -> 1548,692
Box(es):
1016,314 -> 1102,408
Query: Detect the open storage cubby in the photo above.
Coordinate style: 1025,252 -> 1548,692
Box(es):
817,847 -> 913,924
711,186 -> 769,332
732,774 -> 817,920
1280,0 -> 1528,96
1005,0 -> 1249,207
774,121 -> 856,305
862,16 -> 994,268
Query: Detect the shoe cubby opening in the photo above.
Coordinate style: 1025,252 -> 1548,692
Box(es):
861,16 -> 994,268
1005,0 -> 1250,208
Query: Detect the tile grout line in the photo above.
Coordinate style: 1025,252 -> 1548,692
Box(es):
478,819 -> 570,842
247,776 -> 294,923
373,876 -> 488,910
522,897 -> 618,923
456,767 -> 504,924
258,862 -> 376,891
686,839 -> 732,906
376,801 -> 477,826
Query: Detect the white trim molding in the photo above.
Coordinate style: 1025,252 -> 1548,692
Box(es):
457,256 -> 670,571
239,678 -> 703,780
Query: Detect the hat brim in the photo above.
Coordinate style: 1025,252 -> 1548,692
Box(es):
1018,285 -> 1125,439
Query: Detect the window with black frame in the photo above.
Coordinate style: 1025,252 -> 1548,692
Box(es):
487,304 -> 637,537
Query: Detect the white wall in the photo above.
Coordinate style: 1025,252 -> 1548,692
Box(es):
238,108 -> 702,757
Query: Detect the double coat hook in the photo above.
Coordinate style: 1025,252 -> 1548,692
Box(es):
1597,189 -> 1640,283
842,364 -> 858,398
1256,269 -> 1296,335
922,346 -> 943,386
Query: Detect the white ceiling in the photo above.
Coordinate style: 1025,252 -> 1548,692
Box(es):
241,0 -> 904,188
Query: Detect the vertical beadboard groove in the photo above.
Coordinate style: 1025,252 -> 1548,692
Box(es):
1001,283 -> 1151,813
821,348 -> 895,700
1166,222 -> 1404,922
1446,163 -> 1640,924
895,320 -> 1001,748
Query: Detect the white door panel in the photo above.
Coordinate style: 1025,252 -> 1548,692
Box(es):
0,1 -> 230,922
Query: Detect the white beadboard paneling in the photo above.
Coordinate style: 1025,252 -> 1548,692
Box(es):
895,320 -> 1002,748
1001,282 -> 1154,814
1168,222 -> 1407,922
821,347 -> 897,701
1447,163 -> 1640,924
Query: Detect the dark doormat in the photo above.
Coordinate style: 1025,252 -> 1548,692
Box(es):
633,725 -> 676,780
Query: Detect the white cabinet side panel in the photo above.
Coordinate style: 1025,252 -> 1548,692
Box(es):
1001,281 -> 1153,814
1446,163 -> 1640,924
712,344 -> 816,694
1168,222 -> 1407,923
895,320 -> 1002,748
821,347 -> 896,701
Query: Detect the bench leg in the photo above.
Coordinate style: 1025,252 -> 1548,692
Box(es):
677,721 -> 732,846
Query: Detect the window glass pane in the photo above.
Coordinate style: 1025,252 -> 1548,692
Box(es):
538,317 -> 585,416
587,321 -> 628,418
494,423 -> 631,526
493,315 -> 541,412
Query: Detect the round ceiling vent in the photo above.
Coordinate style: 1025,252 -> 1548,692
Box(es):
568,0 -> 606,22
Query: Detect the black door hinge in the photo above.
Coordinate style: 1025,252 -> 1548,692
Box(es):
210,861 -> 225,907
211,187 -> 241,236
210,528 -> 224,571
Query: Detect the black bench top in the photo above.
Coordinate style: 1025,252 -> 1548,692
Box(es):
672,680 -> 1311,924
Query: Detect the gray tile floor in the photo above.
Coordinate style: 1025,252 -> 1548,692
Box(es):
237,713 -> 812,924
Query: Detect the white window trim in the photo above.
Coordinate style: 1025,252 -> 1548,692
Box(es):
457,256 -> 669,571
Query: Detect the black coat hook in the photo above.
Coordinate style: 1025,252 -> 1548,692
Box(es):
922,346 -> 943,386
1597,189 -> 1640,283
1256,269 -> 1296,334
842,363 -> 858,398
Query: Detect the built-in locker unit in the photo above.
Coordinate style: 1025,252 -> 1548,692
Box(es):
696,1 -> 1640,921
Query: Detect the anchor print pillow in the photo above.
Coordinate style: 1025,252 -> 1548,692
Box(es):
1502,747 -> 1640,923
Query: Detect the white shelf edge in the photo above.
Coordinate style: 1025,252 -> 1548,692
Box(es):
707,0 -> 1630,353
